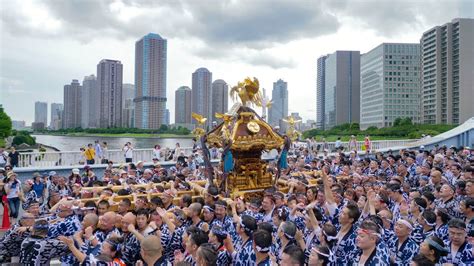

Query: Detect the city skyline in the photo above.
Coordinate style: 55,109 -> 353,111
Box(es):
0,1 -> 472,125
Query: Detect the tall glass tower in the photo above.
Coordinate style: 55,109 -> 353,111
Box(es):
134,33 -> 167,129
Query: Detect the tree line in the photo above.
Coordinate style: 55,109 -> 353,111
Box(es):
37,124 -> 191,135
303,117 -> 456,139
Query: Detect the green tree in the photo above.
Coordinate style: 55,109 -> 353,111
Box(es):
0,106 -> 12,138
393,117 -> 402,127
400,117 -> 413,126
12,132 -> 36,146
393,117 -> 413,127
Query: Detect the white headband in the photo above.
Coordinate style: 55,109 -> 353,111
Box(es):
397,219 -> 413,231
312,247 -> 333,258
423,216 -> 436,227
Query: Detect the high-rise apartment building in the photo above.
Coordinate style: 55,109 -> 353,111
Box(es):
269,79 -> 288,128
316,56 -> 327,129
135,33 -> 167,129
421,18 -> 474,124
211,79 -> 229,122
97,59 -> 123,128
165,109 -> 170,125
50,103 -> 63,130
122,84 -> 135,106
192,68 -> 212,128
34,101 -> 48,127
322,51 -> 360,129
360,43 -> 421,129
175,86 -> 192,125
122,83 -> 135,128
81,74 -> 99,128
63,79 -> 82,128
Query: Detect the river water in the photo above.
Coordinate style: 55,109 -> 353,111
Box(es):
32,134 -> 194,151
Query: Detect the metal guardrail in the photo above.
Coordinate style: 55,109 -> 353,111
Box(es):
16,147 -> 196,168
14,139 -> 418,168
302,139 -> 418,153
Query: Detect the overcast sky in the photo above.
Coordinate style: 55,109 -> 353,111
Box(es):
0,0 -> 472,125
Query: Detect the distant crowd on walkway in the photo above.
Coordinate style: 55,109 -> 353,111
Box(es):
77,139 -> 224,167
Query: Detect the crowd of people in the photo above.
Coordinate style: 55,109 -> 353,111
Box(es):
0,146 -> 20,168
77,140 -> 221,167
0,140 -> 473,265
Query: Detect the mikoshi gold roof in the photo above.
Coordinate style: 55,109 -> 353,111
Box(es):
206,105 -> 284,152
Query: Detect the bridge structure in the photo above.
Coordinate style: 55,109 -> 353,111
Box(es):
9,117 -> 474,182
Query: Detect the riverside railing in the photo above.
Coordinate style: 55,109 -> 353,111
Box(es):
314,139 -> 418,153
15,139 -> 418,168
17,147 -> 195,168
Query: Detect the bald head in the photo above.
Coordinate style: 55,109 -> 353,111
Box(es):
83,213 -> 99,229
103,211 -> 116,219
141,235 -> 163,259
143,235 -> 162,251
123,212 -> 136,224
122,212 -> 136,232
190,203 -> 202,213
99,211 -> 117,231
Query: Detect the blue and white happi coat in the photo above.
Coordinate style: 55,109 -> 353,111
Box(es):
47,214 -> 82,239
216,245 -> 232,265
352,247 -> 390,266
434,223 -> 450,245
19,236 -> 70,266
0,223 -> 30,262
390,237 -> 419,266
434,197 -> 462,219
169,225 -> 186,262
233,238 -> 256,266
22,190 -> 38,210
439,241 -> 474,265
330,225 -> 358,266
121,232 -> 141,266
411,224 -> 434,245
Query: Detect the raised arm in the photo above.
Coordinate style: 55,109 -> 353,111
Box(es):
128,224 -> 145,243
156,207 -> 175,233
59,236 -> 87,263
321,166 -> 335,204
367,190 -> 376,216
226,199 -> 241,224
306,204 -> 320,231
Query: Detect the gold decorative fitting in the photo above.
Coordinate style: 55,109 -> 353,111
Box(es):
203,78 -> 285,197
247,120 -> 260,133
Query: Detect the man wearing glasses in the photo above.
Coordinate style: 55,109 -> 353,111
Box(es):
440,219 -> 474,265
